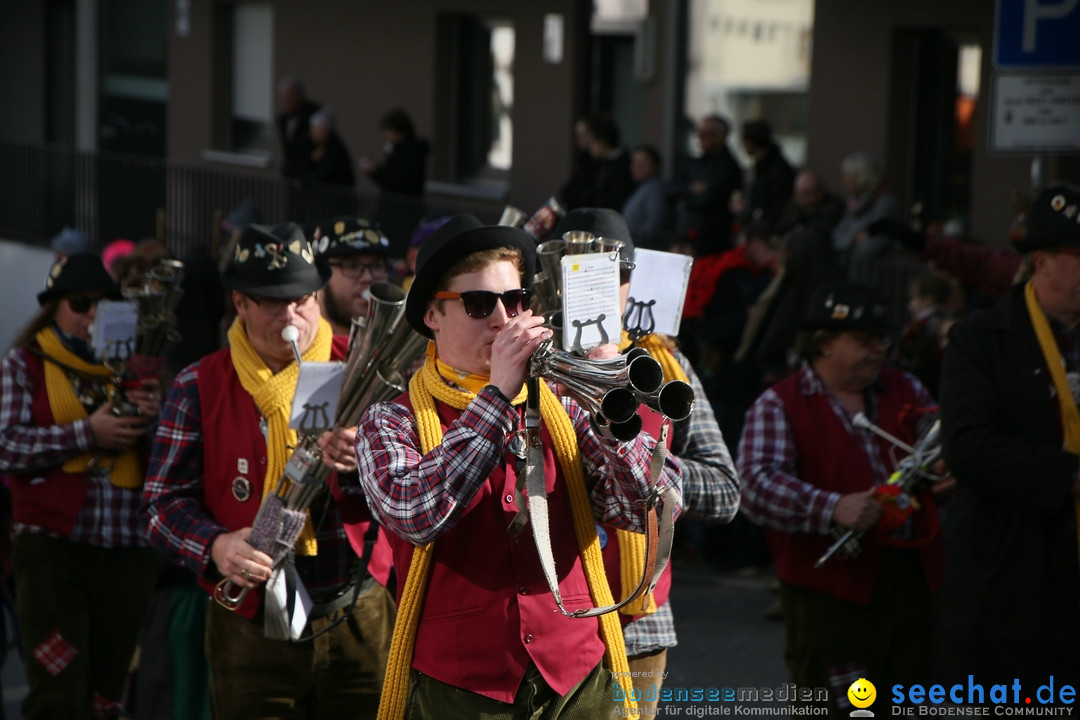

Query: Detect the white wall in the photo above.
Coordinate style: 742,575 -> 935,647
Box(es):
0,241 -> 57,352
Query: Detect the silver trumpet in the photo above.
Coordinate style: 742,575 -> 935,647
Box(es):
530,337 -> 671,441
215,282 -> 427,611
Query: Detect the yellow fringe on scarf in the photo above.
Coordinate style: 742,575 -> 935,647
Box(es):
227,316 -> 332,556
36,328 -> 142,488
1024,282 -> 1080,570
614,332 -> 689,615
377,342 -> 637,719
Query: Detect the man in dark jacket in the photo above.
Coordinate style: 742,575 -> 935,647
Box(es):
937,185 -> 1080,692
671,115 -> 744,255
737,119 -> 795,228
276,76 -> 321,182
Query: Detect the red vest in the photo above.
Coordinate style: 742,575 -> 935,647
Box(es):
194,337 -> 386,618
387,396 -> 606,703
9,348 -> 96,536
768,368 -> 945,603
601,405 -> 673,622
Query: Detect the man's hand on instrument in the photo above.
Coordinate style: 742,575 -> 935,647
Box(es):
318,427 -> 358,473
832,489 -> 884,532
929,458 -> 955,497
489,310 -> 550,400
210,528 -> 274,588
128,378 -> 163,420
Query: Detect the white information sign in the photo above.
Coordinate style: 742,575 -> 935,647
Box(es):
990,72 -> 1080,152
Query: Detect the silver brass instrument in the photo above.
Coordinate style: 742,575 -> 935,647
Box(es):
105,258 -> 185,417
814,413 -> 943,568
215,281 -> 426,612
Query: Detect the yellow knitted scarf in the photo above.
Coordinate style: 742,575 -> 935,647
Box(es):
377,342 -> 637,719
1023,282 -> 1080,569
613,331 -> 688,615
227,316 -> 333,556
35,327 -> 142,488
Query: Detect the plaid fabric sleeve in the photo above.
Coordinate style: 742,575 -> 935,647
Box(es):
564,389 -> 684,533
0,348 -> 94,473
355,385 -> 518,545
669,349 -> 739,524
140,363 -> 228,576
736,388 -> 839,535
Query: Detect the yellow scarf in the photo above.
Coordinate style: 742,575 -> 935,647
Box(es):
613,331 -> 689,615
227,316 -> 333,556
1024,282 -> 1080,568
35,328 -> 142,488
377,342 -> 637,719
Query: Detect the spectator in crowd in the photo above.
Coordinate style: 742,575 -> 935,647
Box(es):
559,117 -> 598,210
670,115 -> 744,256
775,169 -> 845,236
355,213 -> 683,718
735,119 -> 795,228
305,108 -> 356,190
582,113 -> 635,213
936,185 -> 1080,692
360,108 -> 429,198
552,208 -> 740,714
276,76 -> 322,183
832,152 -> 902,283
894,270 -> 956,399
1,254 -> 163,718
141,224 -> 394,719
311,215 -> 391,335
50,226 -> 88,261
738,281 -> 945,715
621,144 -> 673,250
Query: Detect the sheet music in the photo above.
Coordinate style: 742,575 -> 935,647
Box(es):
625,249 -> 694,336
560,251 -> 621,351
90,300 -> 138,362
290,361 -> 345,432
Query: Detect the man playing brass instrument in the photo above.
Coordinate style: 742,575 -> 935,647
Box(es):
737,281 -> 945,715
355,213 -> 683,719
311,214 -> 392,335
141,224 -> 393,718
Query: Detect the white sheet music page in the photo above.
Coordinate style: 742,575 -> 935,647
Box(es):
625,249 -> 694,336
90,300 -> 139,362
560,251 -> 621,352
290,362 -> 345,432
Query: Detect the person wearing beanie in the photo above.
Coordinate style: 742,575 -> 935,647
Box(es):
0,253 -> 163,718
354,213 -> 683,719
141,224 -> 394,718
50,226 -> 88,260
935,185 -> 1080,693
737,281 -> 944,715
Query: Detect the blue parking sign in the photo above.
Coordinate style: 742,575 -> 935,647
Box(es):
996,0 -> 1080,68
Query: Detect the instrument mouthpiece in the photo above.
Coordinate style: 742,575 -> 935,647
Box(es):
281,325 -> 300,343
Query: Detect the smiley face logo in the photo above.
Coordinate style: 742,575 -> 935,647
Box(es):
848,678 -> 876,710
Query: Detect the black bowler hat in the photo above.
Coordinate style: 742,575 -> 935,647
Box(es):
311,215 -> 390,259
37,253 -> 120,306
405,213 -> 537,337
549,207 -> 636,266
1016,185 -> 1080,253
222,223 -> 331,299
802,281 -> 894,336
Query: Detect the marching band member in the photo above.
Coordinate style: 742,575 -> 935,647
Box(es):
311,214 -> 392,335
737,282 -> 944,715
0,254 -> 162,719
550,208 -> 740,713
355,214 -> 682,719
141,224 -> 393,719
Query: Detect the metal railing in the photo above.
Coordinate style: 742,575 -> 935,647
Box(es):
0,141 -> 497,260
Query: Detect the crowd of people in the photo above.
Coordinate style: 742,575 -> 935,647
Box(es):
0,98 -> 1077,720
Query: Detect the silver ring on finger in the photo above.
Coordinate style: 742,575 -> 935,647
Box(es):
241,568 -> 252,580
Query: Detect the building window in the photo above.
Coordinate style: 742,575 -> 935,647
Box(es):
230,4 -> 274,154
438,15 -> 515,187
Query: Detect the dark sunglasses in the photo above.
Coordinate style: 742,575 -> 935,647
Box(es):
433,288 -> 532,319
66,294 -> 101,314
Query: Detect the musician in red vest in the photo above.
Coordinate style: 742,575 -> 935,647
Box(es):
0,253 -> 163,719
141,224 -> 394,719
551,207 -> 740,714
354,213 -> 683,719
737,281 -> 944,714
